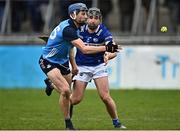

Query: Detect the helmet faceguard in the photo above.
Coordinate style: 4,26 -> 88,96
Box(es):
88,7 -> 102,19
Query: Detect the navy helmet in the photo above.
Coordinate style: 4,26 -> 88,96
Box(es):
68,3 -> 88,15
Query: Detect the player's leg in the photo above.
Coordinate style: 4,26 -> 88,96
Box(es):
39,56 -> 75,129
93,64 -> 118,120
94,77 -> 118,118
44,62 -> 71,96
92,63 -> 126,128
94,77 -> 126,128
71,80 -> 87,105
62,73 -> 77,129
71,66 -> 92,105
70,68 -> 91,118
70,80 -> 87,118
47,68 -> 75,129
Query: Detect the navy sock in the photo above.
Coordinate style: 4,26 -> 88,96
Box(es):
112,119 -> 121,126
65,119 -> 73,128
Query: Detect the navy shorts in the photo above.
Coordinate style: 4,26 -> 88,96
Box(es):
38,56 -> 70,75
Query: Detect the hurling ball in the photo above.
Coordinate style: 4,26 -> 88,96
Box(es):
160,26 -> 168,33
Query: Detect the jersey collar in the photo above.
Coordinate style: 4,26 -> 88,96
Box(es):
68,19 -> 77,29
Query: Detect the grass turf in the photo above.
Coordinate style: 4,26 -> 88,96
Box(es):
0,89 -> 180,130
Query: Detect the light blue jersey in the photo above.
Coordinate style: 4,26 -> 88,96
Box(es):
42,19 -> 78,65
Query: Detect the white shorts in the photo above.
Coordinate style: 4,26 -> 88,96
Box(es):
73,63 -> 108,82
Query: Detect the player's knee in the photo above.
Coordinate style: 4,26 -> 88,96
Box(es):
101,95 -> 112,104
75,97 -> 82,104
71,96 -> 82,105
61,88 -> 71,99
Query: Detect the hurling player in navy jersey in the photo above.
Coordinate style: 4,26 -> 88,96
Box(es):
70,7 -> 126,129
38,3 -> 118,130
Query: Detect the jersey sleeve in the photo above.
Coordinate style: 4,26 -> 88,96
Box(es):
63,26 -> 79,41
102,26 -> 113,44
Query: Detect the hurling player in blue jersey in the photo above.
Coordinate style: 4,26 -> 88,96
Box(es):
38,3 -> 118,130
70,7 -> 126,129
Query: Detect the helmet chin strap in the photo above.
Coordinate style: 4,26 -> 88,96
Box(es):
70,11 -> 86,27
70,11 -> 77,20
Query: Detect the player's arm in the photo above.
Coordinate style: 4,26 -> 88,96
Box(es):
71,38 -> 106,54
63,26 -> 117,54
69,47 -> 78,75
103,28 -> 120,63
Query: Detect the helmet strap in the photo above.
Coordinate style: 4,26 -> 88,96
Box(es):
70,11 -> 77,20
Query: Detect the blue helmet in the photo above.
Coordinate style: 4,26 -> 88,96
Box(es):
68,3 -> 88,15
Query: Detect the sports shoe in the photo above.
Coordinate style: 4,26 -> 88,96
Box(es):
114,123 -> 127,129
44,78 -> 54,96
120,124 -> 127,129
66,126 -> 76,130
70,104 -> 73,118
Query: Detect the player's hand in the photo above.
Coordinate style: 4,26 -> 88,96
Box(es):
104,52 -> 109,65
71,67 -> 78,82
105,41 -> 118,53
71,67 -> 79,76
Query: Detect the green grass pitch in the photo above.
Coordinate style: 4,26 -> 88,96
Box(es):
0,89 -> 180,130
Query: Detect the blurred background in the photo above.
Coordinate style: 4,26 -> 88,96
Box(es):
0,0 -> 180,89
0,0 -> 180,35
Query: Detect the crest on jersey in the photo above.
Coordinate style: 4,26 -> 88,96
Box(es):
86,37 -> 92,43
93,38 -> 98,43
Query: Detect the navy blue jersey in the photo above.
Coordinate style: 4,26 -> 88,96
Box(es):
75,24 -> 113,66
42,19 -> 78,64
